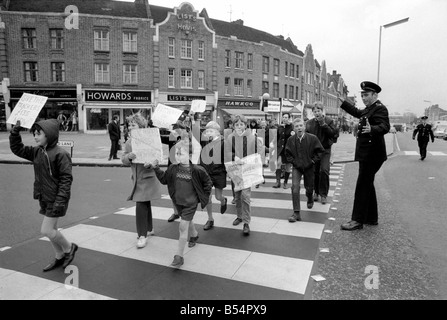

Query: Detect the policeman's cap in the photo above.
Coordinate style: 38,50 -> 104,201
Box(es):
360,81 -> 382,94
421,116 -> 428,120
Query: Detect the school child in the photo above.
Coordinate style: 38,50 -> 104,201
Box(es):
121,113 -> 162,249
199,121 -> 228,231
9,119 -> 78,272
224,115 -> 263,235
153,139 -> 212,267
285,118 -> 324,223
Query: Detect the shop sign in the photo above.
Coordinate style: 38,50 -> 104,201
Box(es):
167,95 -> 205,102
90,108 -> 102,113
10,89 -> 76,100
85,90 -> 151,102
219,100 -> 260,108
267,101 -> 281,113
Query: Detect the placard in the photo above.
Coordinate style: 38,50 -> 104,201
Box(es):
225,154 -> 264,192
190,100 -> 206,113
151,104 -> 183,129
130,128 -> 163,164
7,93 -> 48,129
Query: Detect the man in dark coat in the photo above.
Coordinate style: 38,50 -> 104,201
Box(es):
338,81 -> 390,231
273,112 -> 294,189
412,116 -> 434,160
107,115 -> 121,160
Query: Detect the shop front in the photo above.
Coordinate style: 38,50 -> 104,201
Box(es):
217,98 -> 265,129
157,92 -> 216,129
83,89 -> 153,133
8,87 -> 78,131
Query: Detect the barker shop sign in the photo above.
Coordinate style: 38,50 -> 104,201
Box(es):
85,90 -> 151,102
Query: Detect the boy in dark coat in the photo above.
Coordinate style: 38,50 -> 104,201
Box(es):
10,119 -> 78,271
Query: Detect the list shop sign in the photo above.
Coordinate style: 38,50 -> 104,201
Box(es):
177,12 -> 197,33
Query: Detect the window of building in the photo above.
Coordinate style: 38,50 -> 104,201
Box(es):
22,28 -> 37,49
289,86 -> 294,100
247,79 -> 253,97
285,61 -> 288,77
262,81 -> 269,95
247,53 -> 253,70
181,39 -> 192,59
225,50 -> 231,68
273,83 -> 279,98
198,70 -> 205,89
95,63 -> 110,83
225,77 -> 230,95
168,68 -> 175,88
234,78 -> 244,96
274,59 -> 280,75
50,29 -> 64,50
168,38 -> 175,58
290,64 -> 295,79
181,69 -> 193,88
262,56 -> 270,73
198,41 -> 205,60
235,52 -> 244,69
51,62 -> 65,82
296,86 -> 300,100
24,62 -> 38,82
123,31 -> 137,52
284,85 -> 288,99
94,30 -> 109,51
123,64 -> 138,84
296,65 -> 300,79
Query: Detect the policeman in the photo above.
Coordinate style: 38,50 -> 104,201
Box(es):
338,81 -> 390,231
412,116 -> 434,161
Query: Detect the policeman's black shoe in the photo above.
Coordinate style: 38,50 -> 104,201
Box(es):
340,221 -> 363,231
365,221 -> 378,226
62,243 -> 78,268
43,257 -> 65,272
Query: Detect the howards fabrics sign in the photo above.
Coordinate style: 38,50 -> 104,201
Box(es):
85,90 -> 151,102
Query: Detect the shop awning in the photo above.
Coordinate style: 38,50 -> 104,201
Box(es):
222,108 -> 266,117
282,99 -> 294,107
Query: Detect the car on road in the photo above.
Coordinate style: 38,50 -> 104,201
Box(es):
434,125 -> 447,139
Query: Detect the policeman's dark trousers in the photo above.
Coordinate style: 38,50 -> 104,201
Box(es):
352,161 -> 384,224
109,139 -> 119,158
136,201 -> 153,238
314,148 -> 331,197
418,140 -> 429,159
291,167 -> 314,213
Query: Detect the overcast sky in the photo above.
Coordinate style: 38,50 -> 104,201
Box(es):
121,0 -> 447,116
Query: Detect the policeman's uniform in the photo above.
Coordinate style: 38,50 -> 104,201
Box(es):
339,81 -> 390,230
412,116 -> 434,160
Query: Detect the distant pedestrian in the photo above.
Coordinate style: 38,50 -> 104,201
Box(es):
153,139 -> 212,268
107,115 -> 121,161
9,119 -> 78,272
412,116 -> 434,161
305,102 -> 338,205
121,113 -> 162,249
285,118 -> 324,222
338,81 -> 390,231
70,110 -> 78,131
57,112 -> 67,131
273,113 -> 294,189
199,121 -> 228,231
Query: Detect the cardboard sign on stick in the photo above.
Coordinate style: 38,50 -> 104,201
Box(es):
151,104 -> 183,129
7,93 -> 48,129
131,128 -> 163,164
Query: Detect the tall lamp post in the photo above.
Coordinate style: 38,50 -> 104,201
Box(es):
261,92 -> 270,121
377,17 -> 409,85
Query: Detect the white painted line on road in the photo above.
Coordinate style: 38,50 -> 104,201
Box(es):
89,216 -> 99,220
328,217 -> 336,221
311,275 -> 326,282
331,208 -> 338,211
324,230 -> 333,234
0,246 -> 11,252
319,248 -> 330,253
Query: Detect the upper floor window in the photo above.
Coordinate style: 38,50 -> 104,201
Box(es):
181,39 -> 192,59
168,68 -> 175,88
296,86 -> 300,100
50,29 -> 64,50
284,84 -> 288,99
273,83 -> 279,98
290,64 -> 295,78
225,50 -> 231,68
262,56 -> 270,73
235,52 -> 244,69
24,62 -> 38,82
22,28 -> 37,49
289,86 -> 294,100
274,59 -> 280,75
296,65 -> 300,79
198,41 -> 205,60
180,69 -> 193,88
225,77 -> 230,95
247,79 -> 253,97
123,31 -> 137,52
285,61 -> 288,76
198,70 -> 205,89
94,30 -> 109,51
123,64 -> 138,84
234,78 -> 244,96
247,53 -> 253,70
262,81 -> 269,95
168,38 -> 175,58
51,62 -> 65,82
95,63 -> 110,83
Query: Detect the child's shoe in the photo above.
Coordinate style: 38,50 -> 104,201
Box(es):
136,236 -> 147,249
171,255 -> 184,267
188,234 -> 199,248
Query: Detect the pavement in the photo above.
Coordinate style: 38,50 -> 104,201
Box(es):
0,130 -> 395,166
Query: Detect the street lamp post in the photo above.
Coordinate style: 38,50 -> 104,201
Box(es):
261,92 -> 270,121
377,17 -> 409,85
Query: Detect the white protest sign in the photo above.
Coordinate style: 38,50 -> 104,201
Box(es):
225,154 -> 264,192
190,100 -> 206,113
130,128 -> 163,164
7,93 -> 48,129
151,104 -> 183,129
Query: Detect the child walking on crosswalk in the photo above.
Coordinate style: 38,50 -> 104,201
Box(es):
153,139 -> 212,267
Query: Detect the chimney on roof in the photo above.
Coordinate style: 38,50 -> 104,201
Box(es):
232,19 -> 244,25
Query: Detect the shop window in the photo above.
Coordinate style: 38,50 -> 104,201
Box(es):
22,28 -> 37,49
24,62 -> 39,82
94,30 -> 109,51
87,108 -> 109,130
123,31 -> 137,52
50,29 -> 64,50
51,62 -> 65,82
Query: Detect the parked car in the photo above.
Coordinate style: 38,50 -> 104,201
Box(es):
433,125 -> 447,139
